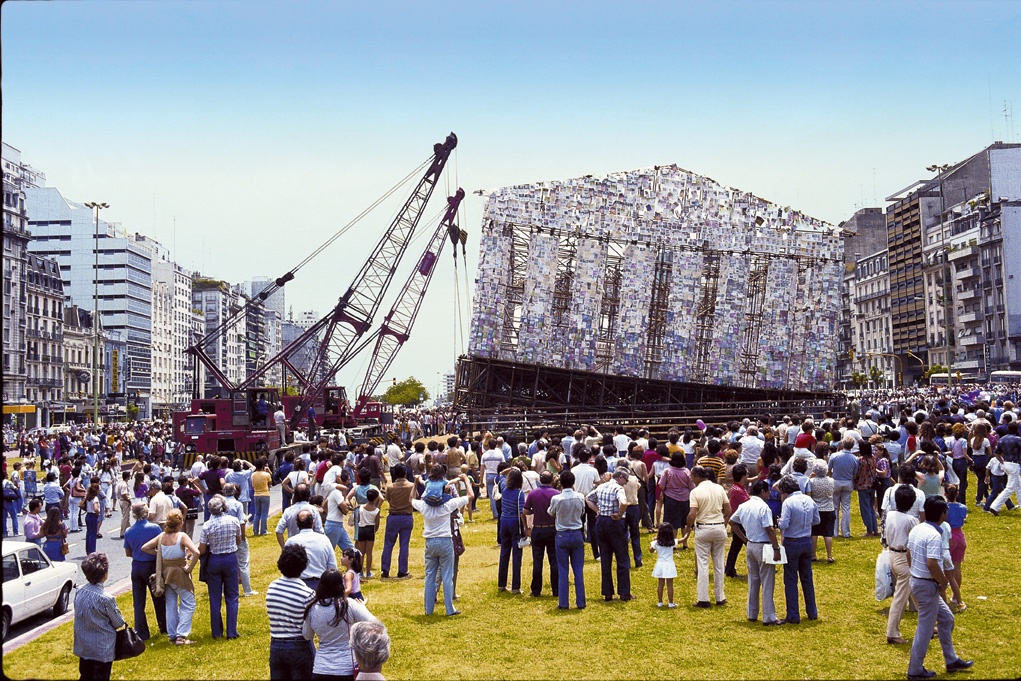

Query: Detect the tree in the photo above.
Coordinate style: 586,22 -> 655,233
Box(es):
851,371 -> 866,388
869,366 -> 886,387
924,364 -> 948,379
382,376 -> 429,406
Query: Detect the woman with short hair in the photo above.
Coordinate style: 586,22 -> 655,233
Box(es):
73,552 -> 126,681
302,568 -> 380,681
350,621 -> 390,681
141,509 -> 200,645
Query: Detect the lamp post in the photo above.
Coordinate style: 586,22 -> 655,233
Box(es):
84,202 -> 108,426
926,165 -> 952,389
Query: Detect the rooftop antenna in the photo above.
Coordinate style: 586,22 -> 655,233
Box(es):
1004,100 -> 1015,142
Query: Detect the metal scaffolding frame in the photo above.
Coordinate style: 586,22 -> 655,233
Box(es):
739,255 -> 771,383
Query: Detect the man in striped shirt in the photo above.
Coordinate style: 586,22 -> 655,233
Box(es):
267,544 -> 316,679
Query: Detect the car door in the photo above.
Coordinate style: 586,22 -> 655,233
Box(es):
3,552 -> 25,625
18,547 -> 54,618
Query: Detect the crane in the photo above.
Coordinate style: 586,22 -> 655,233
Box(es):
352,187 -> 466,415
175,133 -> 458,461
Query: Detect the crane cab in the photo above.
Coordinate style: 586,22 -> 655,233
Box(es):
172,387 -> 280,465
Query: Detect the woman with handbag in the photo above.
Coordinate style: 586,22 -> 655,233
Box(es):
302,568 -> 381,681
140,509 -> 200,645
74,552 -> 127,681
41,506 -> 69,562
497,468 -> 526,594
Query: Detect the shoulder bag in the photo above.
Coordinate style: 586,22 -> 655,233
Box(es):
148,534 -> 165,597
114,625 -> 146,660
451,514 -> 465,556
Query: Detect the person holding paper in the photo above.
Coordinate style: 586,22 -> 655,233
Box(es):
777,475 -> 820,624
729,479 -> 783,625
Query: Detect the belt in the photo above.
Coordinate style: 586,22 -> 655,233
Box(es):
273,636 -> 308,642
913,576 -> 938,583
889,547 -> 907,553
532,524 -> 555,528
388,512 -> 412,516
696,522 -> 724,526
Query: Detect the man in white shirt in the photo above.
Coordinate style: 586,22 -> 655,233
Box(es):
285,510 -> 338,590
190,454 -> 206,480
412,474 -> 473,616
881,465 -> 926,523
885,485 -> 919,644
273,405 -> 287,447
570,449 -> 600,560
737,426 -> 764,469
612,428 -> 631,457
729,479 -> 782,625
906,497 -> 973,679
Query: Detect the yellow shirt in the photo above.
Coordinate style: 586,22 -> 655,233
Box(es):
252,470 -> 273,497
689,480 -> 727,524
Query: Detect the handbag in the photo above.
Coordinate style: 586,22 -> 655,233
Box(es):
61,539 -> 70,555
148,536 -> 165,597
451,515 -> 465,556
114,626 -> 146,660
198,551 -> 209,583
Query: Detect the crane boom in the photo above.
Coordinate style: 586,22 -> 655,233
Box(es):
355,188 -> 465,409
286,132 -> 458,428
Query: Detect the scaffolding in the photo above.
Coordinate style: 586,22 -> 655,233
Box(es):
690,251 -> 721,384
739,255 -> 771,383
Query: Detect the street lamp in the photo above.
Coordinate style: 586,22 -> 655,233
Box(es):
84,202 -> 108,426
926,165 -> 953,389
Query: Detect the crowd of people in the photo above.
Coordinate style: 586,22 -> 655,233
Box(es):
3,381 -> 1019,680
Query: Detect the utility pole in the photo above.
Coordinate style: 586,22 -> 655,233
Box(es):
84,202 -> 108,425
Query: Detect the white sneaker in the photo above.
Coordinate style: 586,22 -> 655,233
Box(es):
668,603 -> 677,609
657,602 -> 664,608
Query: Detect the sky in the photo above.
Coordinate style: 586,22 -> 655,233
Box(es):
3,0 -> 1020,400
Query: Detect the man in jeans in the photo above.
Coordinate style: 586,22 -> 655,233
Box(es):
266,544 -> 316,679
412,473 -> 473,616
828,437 -> 858,538
123,500 -> 166,640
380,464 -> 415,579
777,475 -> 820,624
987,421 -> 1021,516
548,470 -> 586,610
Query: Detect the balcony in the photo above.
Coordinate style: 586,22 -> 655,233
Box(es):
947,245 -> 978,262
959,334 -> 983,347
957,288 -> 979,301
958,311 -> 983,324
954,359 -> 983,371
956,266 -> 979,279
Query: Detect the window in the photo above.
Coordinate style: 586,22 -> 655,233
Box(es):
2,553 -> 19,583
19,547 -> 49,575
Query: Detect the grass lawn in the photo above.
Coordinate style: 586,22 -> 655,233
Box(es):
4,471 -> 1020,680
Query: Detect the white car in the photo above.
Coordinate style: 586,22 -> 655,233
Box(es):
2,541 -> 78,641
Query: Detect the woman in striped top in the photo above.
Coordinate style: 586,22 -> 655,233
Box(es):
267,544 -> 317,679
73,552 -> 125,681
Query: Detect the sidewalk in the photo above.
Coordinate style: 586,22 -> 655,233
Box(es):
2,489 -> 284,654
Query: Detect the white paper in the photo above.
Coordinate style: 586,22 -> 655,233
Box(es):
762,544 -> 787,565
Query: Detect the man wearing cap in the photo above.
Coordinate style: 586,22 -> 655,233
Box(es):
686,466 -> 732,608
585,469 -> 635,602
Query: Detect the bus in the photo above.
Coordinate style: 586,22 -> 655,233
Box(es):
989,370 -> 1021,385
928,372 -> 981,385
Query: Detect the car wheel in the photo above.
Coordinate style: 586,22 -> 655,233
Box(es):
53,584 -> 72,616
2,608 -> 10,641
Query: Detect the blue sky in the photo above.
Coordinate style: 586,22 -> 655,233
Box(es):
3,0 -> 1020,396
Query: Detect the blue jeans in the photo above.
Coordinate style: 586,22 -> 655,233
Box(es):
85,512 -> 99,554
164,583 -> 196,640
2,500 -> 19,536
269,637 -> 316,680
498,518 -> 523,591
324,519 -> 355,551
857,488 -> 878,534
203,493 -> 213,522
782,537 -> 817,622
252,496 -> 271,535
206,552 -> 240,638
281,487 -> 292,512
423,537 -> 456,615
381,514 -> 413,575
130,560 -> 167,639
555,529 -> 586,609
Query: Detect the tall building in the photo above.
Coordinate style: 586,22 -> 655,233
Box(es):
920,144 -> 1021,376
836,208 -> 888,387
886,142 -> 1021,383
62,305 -> 105,421
24,253 -> 66,425
192,277 -> 247,397
2,142 -> 44,422
243,277 -> 284,388
25,187 -> 154,417
850,249 -> 893,386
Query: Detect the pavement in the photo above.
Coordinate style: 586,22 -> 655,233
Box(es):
2,478 -> 284,653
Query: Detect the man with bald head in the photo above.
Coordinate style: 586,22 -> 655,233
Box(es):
284,508 -> 337,590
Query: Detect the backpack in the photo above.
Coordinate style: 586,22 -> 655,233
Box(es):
2,482 -> 18,502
